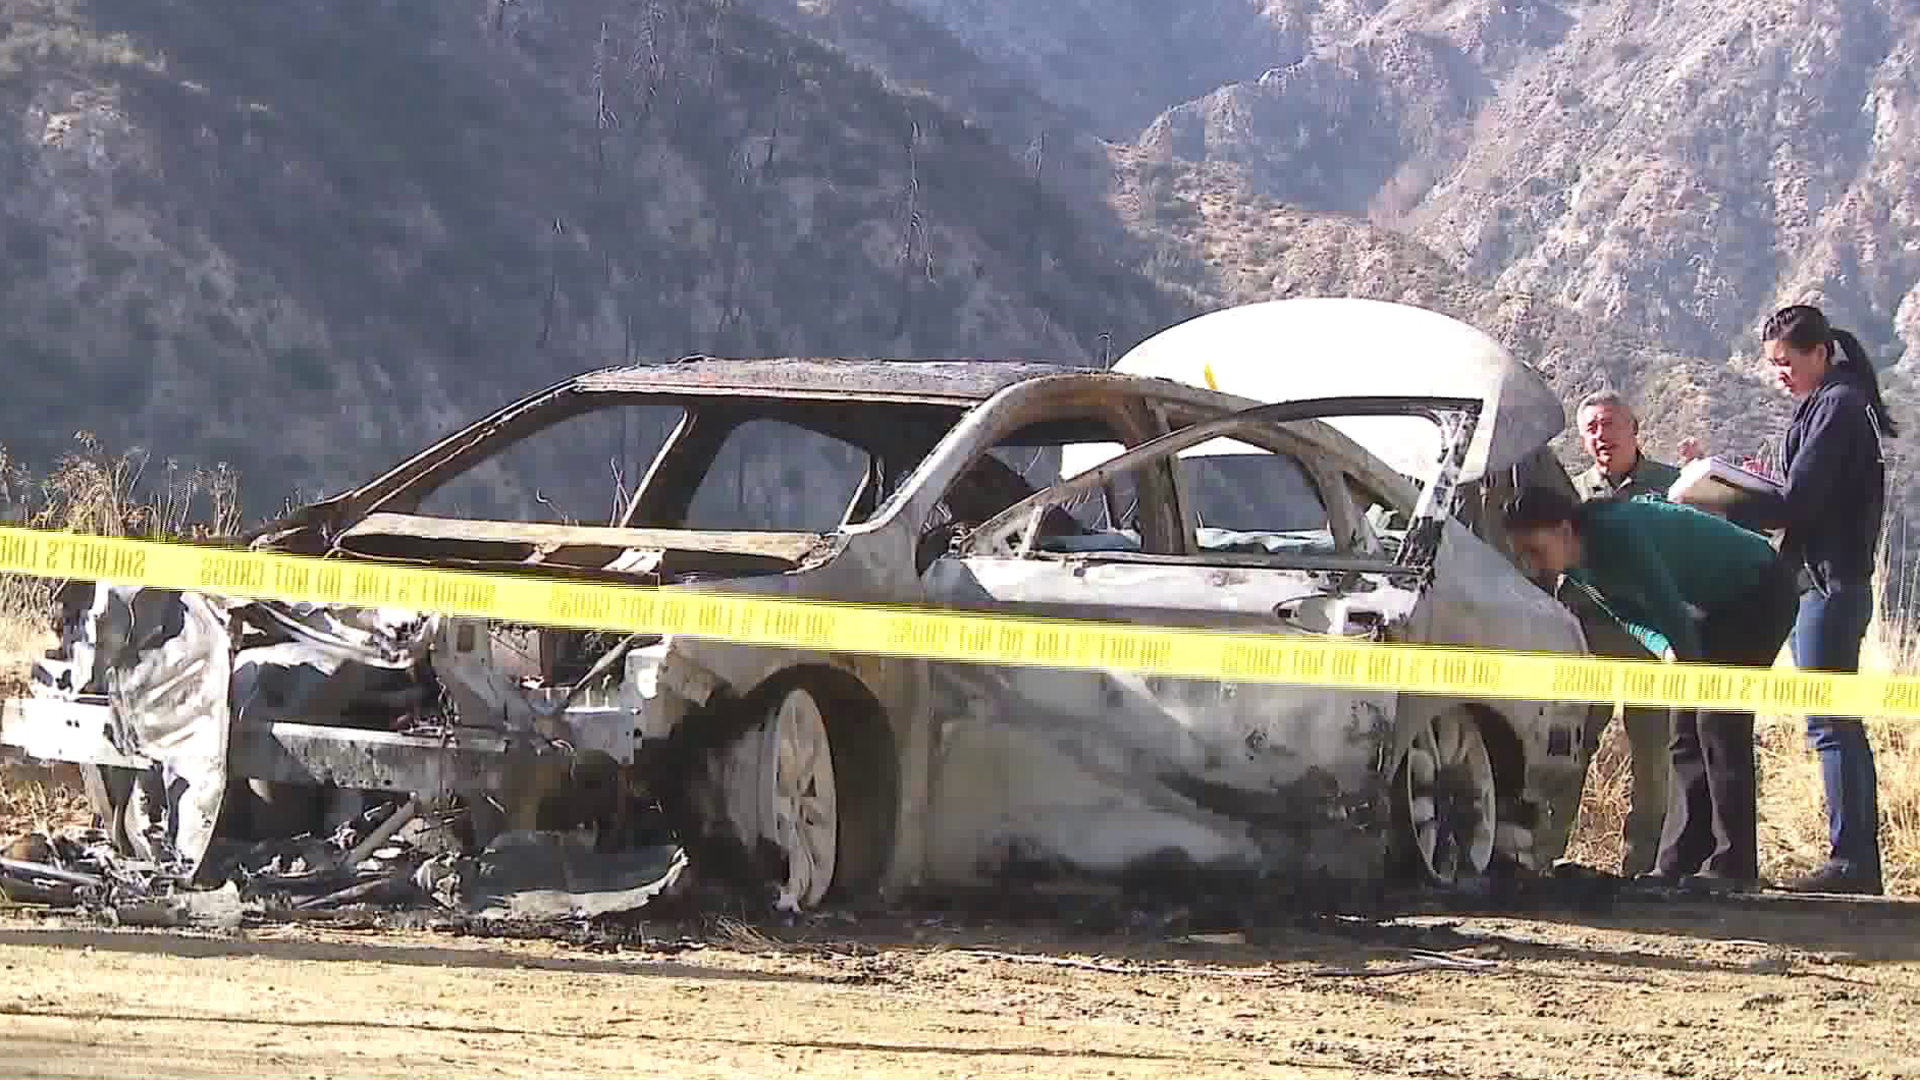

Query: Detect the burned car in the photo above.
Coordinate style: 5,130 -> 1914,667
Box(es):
2,339 -> 1597,911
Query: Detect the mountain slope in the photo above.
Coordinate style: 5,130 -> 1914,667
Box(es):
1134,0 -> 1920,373
733,0 -> 1142,241
2,0 -> 1183,509
884,0 -> 1301,139
1108,150 -> 1786,470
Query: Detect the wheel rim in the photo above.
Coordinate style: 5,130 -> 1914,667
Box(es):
771,688 -> 838,911
1404,712 -> 1496,883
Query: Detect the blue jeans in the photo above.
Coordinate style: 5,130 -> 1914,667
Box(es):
1791,582 -> 1882,878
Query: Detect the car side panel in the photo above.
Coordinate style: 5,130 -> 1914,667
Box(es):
915,555 -> 1405,889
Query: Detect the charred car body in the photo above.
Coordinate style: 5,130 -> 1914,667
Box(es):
3,322 -> 1600,910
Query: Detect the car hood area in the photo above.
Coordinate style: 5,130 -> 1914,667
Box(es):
1,513 -> 836,898
1109,297 -> 1567,486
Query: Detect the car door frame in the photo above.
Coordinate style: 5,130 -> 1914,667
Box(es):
942,396 -> 1481,654
964,396 -> 1481,575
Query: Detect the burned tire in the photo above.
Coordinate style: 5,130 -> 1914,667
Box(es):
1389,708 -> 1498,886
699,670 -> 897,910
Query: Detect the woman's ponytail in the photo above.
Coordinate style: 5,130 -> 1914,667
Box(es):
1830,327 -> 1900,438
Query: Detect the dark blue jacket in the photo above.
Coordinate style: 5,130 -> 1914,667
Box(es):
1760,368 -> 1888,592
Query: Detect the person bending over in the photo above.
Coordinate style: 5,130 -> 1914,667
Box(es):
1502,486 -> 1799,890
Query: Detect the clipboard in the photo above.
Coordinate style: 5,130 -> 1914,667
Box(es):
1667,456 -> 1782,527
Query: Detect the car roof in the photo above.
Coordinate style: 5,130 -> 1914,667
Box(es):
571,356 -> 1105,405
252,353 -> 1420,535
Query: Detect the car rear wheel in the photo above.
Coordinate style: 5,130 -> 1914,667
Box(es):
1392,708 -> 1497,885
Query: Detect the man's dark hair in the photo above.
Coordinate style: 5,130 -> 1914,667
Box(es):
1763,303 -> 1899,437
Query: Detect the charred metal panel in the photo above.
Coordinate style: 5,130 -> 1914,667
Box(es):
97,588 -> 235,881
235,721 -> 524,792
924,553 -> 1420,634
32,583 -> 130,697
919,661 -> 1396,886
335,513 -> 832,568
573,358 -> 1086,403
0,698 -> 147,771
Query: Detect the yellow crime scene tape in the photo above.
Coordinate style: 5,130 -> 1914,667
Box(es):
0,524 -> 1915,719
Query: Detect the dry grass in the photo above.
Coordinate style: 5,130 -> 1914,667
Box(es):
1561,722 -> 1636,873
0,434 -> 240,840
1567,721 -> 1920,896
1561,713 -> 1920,894
0,763 -> 92,840
0,431 -> 240,674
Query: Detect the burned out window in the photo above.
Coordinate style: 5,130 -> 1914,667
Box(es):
413,405 -> 685,524
682,419 -> 872,532
936,423 -> 1184,562
1173,440 -> 1338,556
925,414 -> 1143,546
984,444 -> 1139,533
1344,474 -> 1409,558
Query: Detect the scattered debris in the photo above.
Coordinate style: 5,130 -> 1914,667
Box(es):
108,883 -> 244,932
1549,859 -> 1622,883
447,831 -> 690,921
0,795 -> 688,929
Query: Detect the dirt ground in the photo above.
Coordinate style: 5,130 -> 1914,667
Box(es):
3,894 -> 1918,1080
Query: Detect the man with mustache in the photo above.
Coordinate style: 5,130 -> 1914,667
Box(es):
1565,389 -> 1682,877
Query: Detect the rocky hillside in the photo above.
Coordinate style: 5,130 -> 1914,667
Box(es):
2,0 -> 1182,512
882,0 -> 1309,140
765,0 -> 1920,564
1124,0 -> 1920,556
877,0 -> 1920,383
1107,149 -> 1790,471
1131,0 -> 1920,375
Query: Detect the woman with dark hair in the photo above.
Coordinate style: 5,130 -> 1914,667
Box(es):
1501,485 -> 1799,889
1750,304 -> 1894,894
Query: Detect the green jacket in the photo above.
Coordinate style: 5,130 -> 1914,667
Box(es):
1563,498 -> 1780,661
1574,452 -> 1682,503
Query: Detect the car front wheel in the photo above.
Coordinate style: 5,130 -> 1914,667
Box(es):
1391,708 -> 1498,885
715,684 -> 842,911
